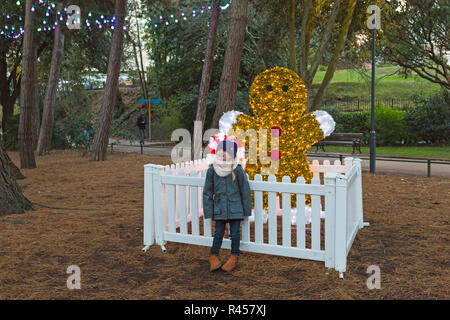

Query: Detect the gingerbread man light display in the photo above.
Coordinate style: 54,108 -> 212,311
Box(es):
219,66 -> 335,193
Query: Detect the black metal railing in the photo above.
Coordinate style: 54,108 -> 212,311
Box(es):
322,98 -> 416,112
307,153 -> 449,178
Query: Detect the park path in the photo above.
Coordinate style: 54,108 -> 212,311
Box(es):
108,138 -> 450,178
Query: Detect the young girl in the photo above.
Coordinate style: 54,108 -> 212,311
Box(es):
203,139 -> 252,272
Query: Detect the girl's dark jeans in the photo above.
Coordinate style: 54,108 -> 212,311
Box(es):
210,219 -> 242,256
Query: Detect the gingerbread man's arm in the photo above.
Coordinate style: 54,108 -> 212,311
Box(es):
217,111 -> 261,149
298,111 -> 335,149
233,113 -> 261,133
231,114 -> 261,153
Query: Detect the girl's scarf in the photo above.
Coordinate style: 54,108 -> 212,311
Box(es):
213,157 -> 238,180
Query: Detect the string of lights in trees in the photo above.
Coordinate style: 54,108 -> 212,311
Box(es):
1,0 -> 124,38
145,0 -> 231,28
0,0 -> 232,39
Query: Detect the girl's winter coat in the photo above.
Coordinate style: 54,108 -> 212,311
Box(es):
203,164 -> 252,221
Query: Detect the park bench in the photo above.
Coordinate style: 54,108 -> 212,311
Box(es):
314,133 -> 363,154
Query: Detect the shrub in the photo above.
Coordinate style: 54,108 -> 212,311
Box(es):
53,84 -> 96,150
405,91 -> 450,144
110,108 -> 138,143
326,109 -> 370,143
58,111 -> 95,150
371,105 -> 407,146
52,122 -> 71,150
325,106 -> 407,145
151,95 -> 184,140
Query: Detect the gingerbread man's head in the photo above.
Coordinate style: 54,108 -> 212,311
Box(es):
249,67 -> 308,122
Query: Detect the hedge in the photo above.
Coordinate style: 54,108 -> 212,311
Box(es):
324,90 -> 449,146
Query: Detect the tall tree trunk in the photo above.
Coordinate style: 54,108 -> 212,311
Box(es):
90,0 -> 127,161
37,10 -> 65,156
1,99 -> 15,136
192,1 -> 221,160
4,144 -> 26,180
0,51 -> 10,135
18,0 -> 37,169
31,47 -> 40,150
307,0 -> 342,83
309,0 -> 357,111
288,0 -> 297,72
0,142 -> 32,216
299,0 -> 312,78
131,38 -> 147,101
211,0 -> 248,129
135,5 -> 148,99
1,34 -> 23,134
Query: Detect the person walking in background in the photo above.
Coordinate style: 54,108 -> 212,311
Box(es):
137,108 -> 147,144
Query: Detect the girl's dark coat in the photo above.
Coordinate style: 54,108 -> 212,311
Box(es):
203,164 -> 252,221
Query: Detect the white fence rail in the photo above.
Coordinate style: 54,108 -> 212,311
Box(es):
143,158 -> 368,277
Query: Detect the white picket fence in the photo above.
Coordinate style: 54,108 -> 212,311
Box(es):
143,157 -> 368,278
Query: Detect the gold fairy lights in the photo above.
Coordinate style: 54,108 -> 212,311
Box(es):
232,67 -> 327,206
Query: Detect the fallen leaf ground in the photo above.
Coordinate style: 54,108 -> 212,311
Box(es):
0,150 -> 448,299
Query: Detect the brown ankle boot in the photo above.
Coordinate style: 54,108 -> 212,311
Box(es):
221,255 -> 238,272
209,254 -> 222,272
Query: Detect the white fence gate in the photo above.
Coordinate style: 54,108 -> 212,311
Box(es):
143,158 -> 368,278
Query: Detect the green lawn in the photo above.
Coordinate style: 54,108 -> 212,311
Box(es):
309,145 -> 450,160
313,65 -> 442,102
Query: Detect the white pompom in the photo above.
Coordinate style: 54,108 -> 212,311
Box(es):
313,110 -> 335,137
219,110 -> 242,134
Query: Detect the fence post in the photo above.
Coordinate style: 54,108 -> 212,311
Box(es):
152,165 -> 165,247
427,159 -> 431,178
353,158 -> 364,229
335,174 -> 348,277
143,165 -> 156,248
324,173 -> 337,269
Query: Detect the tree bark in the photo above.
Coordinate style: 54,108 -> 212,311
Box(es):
288,0 -> 297,72
309,0 -> 357,112
31,47 -> 40,150
18,0 -> 37,169
37,8 -> 65,156
1,99 -> 15,137
0,43 -> 22,135
211,0 -> 248,129
0,142 -> 32,216
307,0 -> 341,83
90,0 -> 127,161
299,0 -> 312,78
192,1 -> 221,160
5,145 -> 26,180
135,6 -> 148,99
130,36 -> 147,101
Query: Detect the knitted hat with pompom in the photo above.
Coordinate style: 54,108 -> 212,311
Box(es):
216,139 -> 238,159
